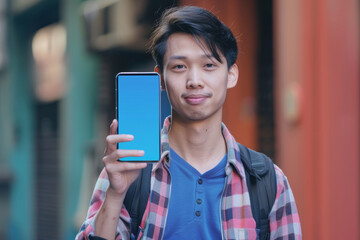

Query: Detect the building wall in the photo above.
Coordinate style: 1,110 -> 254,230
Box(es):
6,4 -> 36,238
274,0 -> 360,239
60,0 -> 99,238
1,0 -> 99,239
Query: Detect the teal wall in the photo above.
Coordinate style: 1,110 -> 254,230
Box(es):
61,0 -> 99,238
0,0 -> 99,239
0,43 -> 15,240
7,13 -> 35,239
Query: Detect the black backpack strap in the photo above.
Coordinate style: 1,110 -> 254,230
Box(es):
237,143 -> 277,240
123,163 -> 152,237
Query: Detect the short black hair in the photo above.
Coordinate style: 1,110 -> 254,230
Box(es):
149,6 -> 238,72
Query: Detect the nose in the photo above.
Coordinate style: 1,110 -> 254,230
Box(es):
186,68 -> 204,89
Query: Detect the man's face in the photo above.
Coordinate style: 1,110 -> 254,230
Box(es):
160,33 -> 238,122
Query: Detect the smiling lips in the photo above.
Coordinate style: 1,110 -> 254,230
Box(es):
182,93 -> 212,105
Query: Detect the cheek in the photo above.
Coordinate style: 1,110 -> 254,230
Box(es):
208,76 -> 228,92
164,83 -> 178,103
164,77 -> 182,96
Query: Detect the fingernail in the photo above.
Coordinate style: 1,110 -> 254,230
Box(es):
110,120 -> 115,127
126,135 -> 134,140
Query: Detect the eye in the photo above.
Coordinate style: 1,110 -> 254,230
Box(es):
171,64 -> 186,72
174,65 -> 185,69
204,63 -> 216,70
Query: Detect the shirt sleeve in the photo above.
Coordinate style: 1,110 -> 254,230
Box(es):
75,168 -> 131,240
269,165 -> 302,240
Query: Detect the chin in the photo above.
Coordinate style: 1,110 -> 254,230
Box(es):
177,110 -> 221,123
172,104 -> 223,123
172,110 -> 204,122
187,113 -> 208,121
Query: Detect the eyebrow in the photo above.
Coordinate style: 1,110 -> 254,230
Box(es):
168,54 -> 215,61
169,55 -> 187,61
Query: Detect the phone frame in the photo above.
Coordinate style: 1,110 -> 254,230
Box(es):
115,72 -> 161,162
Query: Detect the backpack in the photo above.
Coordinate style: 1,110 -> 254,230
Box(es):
124,143 -> 277,240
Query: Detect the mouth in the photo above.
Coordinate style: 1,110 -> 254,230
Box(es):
182,93 -> 212,105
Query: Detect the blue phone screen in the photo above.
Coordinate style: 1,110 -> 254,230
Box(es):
116,73 -> 160,161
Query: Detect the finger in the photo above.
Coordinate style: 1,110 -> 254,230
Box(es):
116,149 -> 145,159
105,134 -> 134,155
109,119 -> 118,135
117,162 -> 148,171
103,149 -> 145,164
106,162 -> 147,178
104,120 -> 118,154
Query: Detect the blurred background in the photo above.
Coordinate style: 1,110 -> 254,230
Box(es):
0,0 -> 358,239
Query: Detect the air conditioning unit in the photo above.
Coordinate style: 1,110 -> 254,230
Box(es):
82,0 -> 151,51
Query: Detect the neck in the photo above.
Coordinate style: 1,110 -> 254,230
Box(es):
168,112 -> 227,174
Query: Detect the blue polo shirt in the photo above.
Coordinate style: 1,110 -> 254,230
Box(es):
163,148 -> 227,239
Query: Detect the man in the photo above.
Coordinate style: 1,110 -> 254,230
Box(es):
77,6 -> 301,240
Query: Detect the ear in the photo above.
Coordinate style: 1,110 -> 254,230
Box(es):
227,64 -> 239,89
154,66 -> 166,90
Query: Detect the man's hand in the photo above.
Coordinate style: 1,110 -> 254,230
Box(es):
95,119 -> 147,240
103,119 -> 147,197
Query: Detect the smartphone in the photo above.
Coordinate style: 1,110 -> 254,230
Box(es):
115,72 -> 161,162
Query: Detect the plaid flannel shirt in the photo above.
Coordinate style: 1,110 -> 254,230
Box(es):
76,117 -> 301,240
